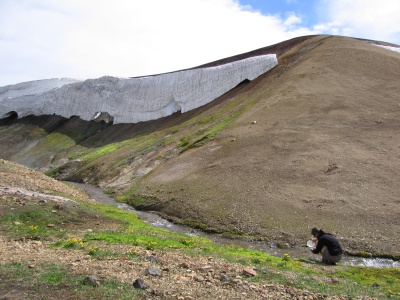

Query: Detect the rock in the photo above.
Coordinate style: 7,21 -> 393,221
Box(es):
54,203 -> 63,210
372,283 -> 380,288
151,289 -> 162,296
198,265 -> 212,271
331,278 -> 339,284
147,255 -> 158,263
145,266 -> 162,276
219,274 -> 231,281
242,267 -> 257,277
194,275 -> 204,282
47,223 -> 55,228
179,262 -> 190,269
277,243 -> 289,249
133,278 -> 149,289
83,275 -> 103,287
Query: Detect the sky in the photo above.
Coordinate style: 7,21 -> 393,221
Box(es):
0,0 -> 399,87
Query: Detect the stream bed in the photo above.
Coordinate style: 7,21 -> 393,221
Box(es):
68,182 -> 399,268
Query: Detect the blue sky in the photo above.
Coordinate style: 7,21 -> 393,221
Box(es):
0,0 -> 399,86
240,0 -> 320,26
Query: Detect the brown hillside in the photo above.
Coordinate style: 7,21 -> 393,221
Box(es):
1,35 -> 399,257
137,36 -> 400,256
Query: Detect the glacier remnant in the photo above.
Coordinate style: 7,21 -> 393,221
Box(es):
0,54 -> 277,124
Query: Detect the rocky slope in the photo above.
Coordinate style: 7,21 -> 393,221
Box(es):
0,159 -> 382,299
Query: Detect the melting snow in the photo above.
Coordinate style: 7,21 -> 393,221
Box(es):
375,44 -> 400,54
0,55 -> 277,124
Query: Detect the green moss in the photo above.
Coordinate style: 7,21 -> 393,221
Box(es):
337,267 -> 400,294
82,143 -> 119,163
358,251 -> 372,258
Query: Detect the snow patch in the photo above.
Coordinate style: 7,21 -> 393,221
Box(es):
375,44 -> 400,54
0,55 -> 277,124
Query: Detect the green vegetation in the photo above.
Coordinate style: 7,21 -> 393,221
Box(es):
31,132 -> 77,155
0,261 -> 145,299
43,84 -> 265,186
1,193 -> 399,299
0,201 -> 68,239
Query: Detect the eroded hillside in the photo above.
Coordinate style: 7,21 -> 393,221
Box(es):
1,35 -> 399,257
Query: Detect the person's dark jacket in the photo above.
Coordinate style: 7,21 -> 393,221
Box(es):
312,233 -> 343,256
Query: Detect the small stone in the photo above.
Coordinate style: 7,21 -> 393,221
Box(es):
242,267 -> 257,277
152,289 -> 162,296
179,262 -> 190,269
28,264 -> 35,268
219,274 -> 231,281
133,278 -> 148,289
145,266 -> 161,276
83,275 -> 103,287
199,265 -> 212,271
47,223 -> 55,227
14,222 -> 21,225
277,243 -> 289,249
249,284 -> 257,289
252,121 -> 257,124
147,255 -> 158,263
331,278 -> 339,284
194,275 -> 204,282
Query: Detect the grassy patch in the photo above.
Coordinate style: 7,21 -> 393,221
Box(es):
2,184 -> 399,299
0,202 -> 67,240
337,267 -> 400,295
0,262 -> 146,300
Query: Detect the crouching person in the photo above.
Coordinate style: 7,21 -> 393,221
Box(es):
310,227 -> 343,265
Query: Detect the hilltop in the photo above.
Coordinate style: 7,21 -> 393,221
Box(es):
0,35 -> 399,260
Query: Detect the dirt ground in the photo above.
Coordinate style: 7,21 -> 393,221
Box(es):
2,159 -> 376,300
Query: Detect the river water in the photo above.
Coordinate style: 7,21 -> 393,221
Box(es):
68,182 -> 399,268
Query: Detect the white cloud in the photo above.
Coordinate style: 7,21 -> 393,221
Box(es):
283,12 -> 303,28
316,0 -> 400,44
0,0 -> 316,86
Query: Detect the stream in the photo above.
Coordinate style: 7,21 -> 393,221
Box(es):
68,182 -> 399,268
